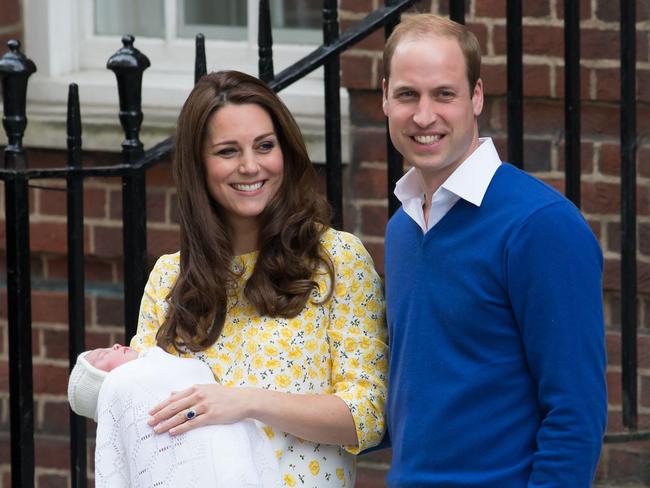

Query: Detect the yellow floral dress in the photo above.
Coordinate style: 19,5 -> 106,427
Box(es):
131,228 -> 388,487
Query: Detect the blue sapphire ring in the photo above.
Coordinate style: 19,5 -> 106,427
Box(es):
185,408 -> 197,421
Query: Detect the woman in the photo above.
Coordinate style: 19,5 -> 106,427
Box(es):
132,71 -> 387,487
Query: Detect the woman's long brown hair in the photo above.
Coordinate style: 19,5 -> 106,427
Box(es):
156,71 -> 334,353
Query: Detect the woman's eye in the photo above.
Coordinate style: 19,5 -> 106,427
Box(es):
258,141 -> 275,152
216,148 -> 236,157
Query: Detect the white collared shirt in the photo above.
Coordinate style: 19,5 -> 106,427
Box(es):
394,137 -> 502,233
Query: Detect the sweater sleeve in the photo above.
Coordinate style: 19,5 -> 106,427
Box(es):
130,253 -> 180,352
325,232 -> 388,454
505,202 -> 607,486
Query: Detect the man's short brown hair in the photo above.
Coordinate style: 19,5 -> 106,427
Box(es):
383,14 -> 482,91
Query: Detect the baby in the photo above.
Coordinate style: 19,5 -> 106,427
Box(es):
68,344 -> 280,488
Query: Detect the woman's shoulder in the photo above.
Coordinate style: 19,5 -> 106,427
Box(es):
147,252 -> 181,290
321,228 -> 364,252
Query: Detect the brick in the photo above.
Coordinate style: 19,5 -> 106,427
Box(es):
557,140 -> 594,175
582,28 -> 620,60
523,2 -> 550,17
85,331 -> 117,351
0,0 -> 20,27
557,0 -> 592,19
147,190 -> 167,223
522,139 -> 551,173
84,187 -> 108,219
349,90 -> 385,127
341,19 -> 384,51
605,332 -> 620,366
640,147 -> 650,178
37,187 -> 66,217
41,329 -> 68,360
340,0 -> 373,14
342,54 -> 375,90
606,221 -> 619,254
586,219 -> 601,241
109,189 -> 121,220
45,256 -> 115,283
474,0 -> 505,18
606,370 -> 622,405
523,64 -> 551,98
147,227 -> 180,259
407,0 -> 434,14
169,192 -> 180,224
29,222 -> 68,254
466,23 -> 488,56
0,362 -> 7,392
35,437 -> 69,470
524,26 -> 564,57
520,99 -> 564,134
639,69 -> 650,103
38,401 -> 70,436
595,0 -> 618,22
642,375 -> 650,408
33,364 -> 68,395
351,127 -> 388,163
146,161 -> 174,187
352,166 -> 388,199
361,205 -> 388,237
359,447 -> 391,464
595,68 -> 620,102
96,296 -> 124,327
36,473 -> 68,488
92,225 -> 123,258
32,290 -> 68,324
554,66 -> 591,100
640,223 -> 650,257
481,63 -> 507,96
599,142 -> 620,176
581,103 -> 620,137
355,466 -> 388,488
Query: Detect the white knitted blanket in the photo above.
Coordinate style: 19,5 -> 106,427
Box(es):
94,347 -> 280,487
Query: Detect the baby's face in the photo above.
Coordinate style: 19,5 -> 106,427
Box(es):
85,344 -> 139,372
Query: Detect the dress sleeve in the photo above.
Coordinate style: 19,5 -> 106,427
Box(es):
326,233 -> 388,454
129,253 -> 179,352
506,202 -> 607,486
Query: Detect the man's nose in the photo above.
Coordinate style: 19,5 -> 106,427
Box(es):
412,99 -> 437,128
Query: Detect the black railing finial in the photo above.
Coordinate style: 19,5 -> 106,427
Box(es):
195,33 -> 207,84
106,35 -> 151,158
258,0 -> 275,83
0,39 -> 37,166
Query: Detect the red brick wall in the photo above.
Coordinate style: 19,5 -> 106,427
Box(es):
1,0 -> 650,486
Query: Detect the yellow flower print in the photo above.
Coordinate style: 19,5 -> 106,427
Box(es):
334,316 -> 347,330
253,355 -> 264,369
246,341 -> 257,355
304,321 -> 315,335
335,282 -> 347,297
309,460 -> 320,476
263,425 -> 275,439
266,358 -> 281,369
278,338 -> 290,350
235,350 -> 244,361
360,336 -> 371,350
283,474 -> 296,487
336,468 -> 345,480
280,327 -> 293,340
305,339 -> 317,352
349,358 -> 360,369
291,364 -> 302,379
247,374 -> 258,384
264,345 -> 279,356
275,374 -> 292,388
304,308 -> 316,321
142,335 -> 155,347
233,368 -> 243,382
344,337 -> 357,353
288,347 -> 302,360
289,318 -> 301,330
275,449 -> 283,459
245,326 -> 258,338
353,305 -> 365,318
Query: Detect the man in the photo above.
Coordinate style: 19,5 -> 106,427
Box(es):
382,14 -> 606,487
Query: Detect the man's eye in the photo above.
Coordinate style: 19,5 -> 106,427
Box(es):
439,91 -> 455,99
397,91 -> 416,98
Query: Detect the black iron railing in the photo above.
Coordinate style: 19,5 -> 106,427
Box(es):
0,0 -> 643,486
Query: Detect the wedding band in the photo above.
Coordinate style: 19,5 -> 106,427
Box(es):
185,408 -> 197,421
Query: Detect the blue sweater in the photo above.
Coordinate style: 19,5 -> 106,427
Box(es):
384,164 -> 607,487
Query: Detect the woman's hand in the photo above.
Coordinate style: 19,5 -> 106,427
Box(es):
147,384 -> 254,436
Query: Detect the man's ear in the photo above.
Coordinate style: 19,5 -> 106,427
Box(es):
472,78 -> 484,117
382,78 -> 389,116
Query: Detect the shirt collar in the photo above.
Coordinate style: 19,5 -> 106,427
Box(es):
394,137 -> 502,207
